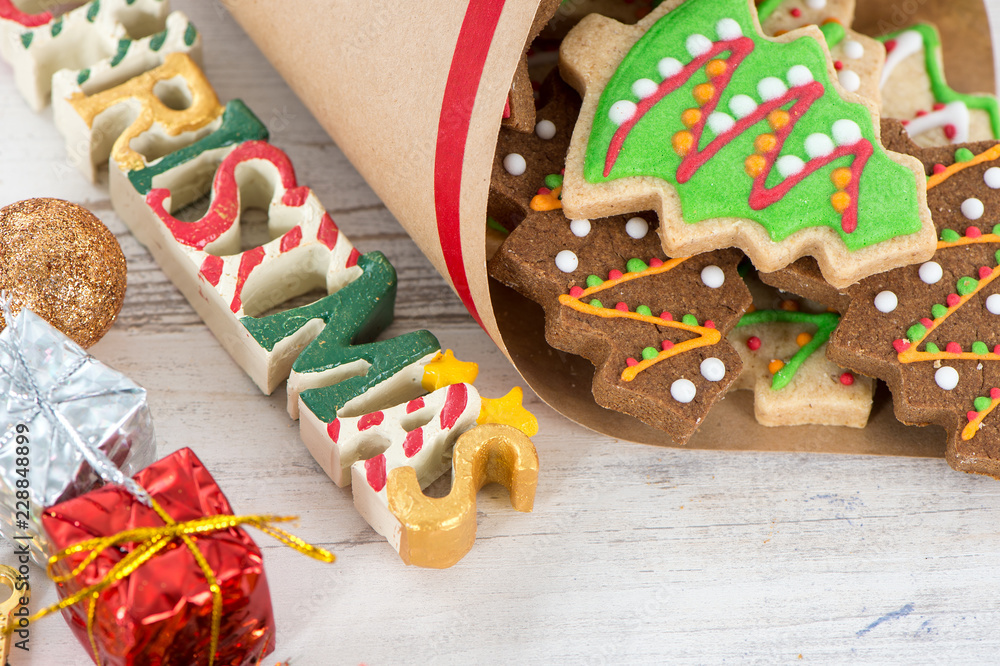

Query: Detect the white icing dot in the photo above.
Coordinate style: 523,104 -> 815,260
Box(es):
534,119 -> 556,140
918,261 -> 943,285
701,265 -> 725,288
986,293 -> 1000,315
569,219 -> 591,238
671,378 -> 697,403
686,34 -> 713,57
707,112 -> 735,135
728,94 -> 757,118
715,18 -> 742,41
758,77 -> 788,101
609,100 -> 637,125
806,0 -> 827,8
700,357 -> 726,382
555,250 -> 578,273
985,167 -> 1000,189
838,69 -> 861,92
776,155 -> 805,178
503,153 -> 526,176
658,57 -> 683,79
786,65 -> 814,87
873,290 -> 898,313
632,78 -> 658,99
804,133 -> 834,158
962,197 -> 985,220
832,119 -> 862,146
842,40 -> 865,60
935,366 -> 959,391
625,216 -> 648,239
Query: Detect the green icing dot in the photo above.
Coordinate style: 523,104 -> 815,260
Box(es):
636,305 -> 652,317
993,224 -> 1000,237
930,304 -> 948,319
544,174 -> 563,189
586,275 -> 603,288
924,342 -> 940,354
149,29 -> 167,52
641,347 -> 659,361
183,22 -> 197,47
626,258 -> 648,273
818,21 -> 846,48
907,323 -> 927,343
955,148 -> 975,163
77,69 -> 91,85
682,314 -> 698,326
50,18 -> 62,37
973,341 -> 989,355
589,299 -> 603,308
957,276 -> 978,296
975,396 -> 992,412
19,32 -> 32,49
995,249 -> 1000,266
941,229 -> 961,243
86,1 -> 100,22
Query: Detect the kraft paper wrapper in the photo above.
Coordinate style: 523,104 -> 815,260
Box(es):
229,0 -> 994,457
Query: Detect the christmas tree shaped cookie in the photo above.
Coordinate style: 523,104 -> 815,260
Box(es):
559,0 -> 934,289
878,24 -> 1000,147
729,274 -> 873,427
828,124 -> 1000,477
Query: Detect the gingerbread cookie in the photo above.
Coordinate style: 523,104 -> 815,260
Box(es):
729,275 -> 873,427
827,125 -> 1000,477
558,0 -> 934,289
502,0 -> 561,133
878,24 -> 999,148
490,208 -> 750,444
490,72 -> 581,232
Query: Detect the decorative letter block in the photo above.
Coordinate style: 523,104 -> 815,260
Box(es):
1,0 -> 170,111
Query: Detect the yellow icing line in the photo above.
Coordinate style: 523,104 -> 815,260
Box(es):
926,144 -> 1000,189
937,234 -> 1000,249
68,52 -> 223,172
557,297 -> 720,382
963,396 -> 1000,441
574,256 -> 689,299
898,262 -> 1000,363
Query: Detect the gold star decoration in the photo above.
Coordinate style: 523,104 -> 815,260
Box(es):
478,387 -> 539,437
421,349 -> 479,392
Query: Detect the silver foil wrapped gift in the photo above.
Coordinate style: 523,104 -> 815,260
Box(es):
0,307 -> 156,565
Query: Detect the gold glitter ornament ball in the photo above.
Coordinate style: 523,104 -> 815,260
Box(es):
0,198 -> 127,348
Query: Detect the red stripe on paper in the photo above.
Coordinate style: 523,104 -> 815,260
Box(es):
433,0 -> 506,329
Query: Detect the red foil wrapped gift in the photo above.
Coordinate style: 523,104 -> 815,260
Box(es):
41,448 -> 276,665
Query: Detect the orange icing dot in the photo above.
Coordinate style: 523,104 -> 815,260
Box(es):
831,167 -> 852,190
754,133 -> 777,154
706,59 -> 727,78
768,110 -> 790,130
693,83 -> 715,106
745,154 -> 767,178
673,131 -> 694,156
768,359 -> 785,375
780,300 -> 799,312
796,332 -> 813,347
681,108 -> 702,128
831,191 -> 851,213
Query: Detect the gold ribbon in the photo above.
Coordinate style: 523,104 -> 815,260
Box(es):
13,497 -> 334,666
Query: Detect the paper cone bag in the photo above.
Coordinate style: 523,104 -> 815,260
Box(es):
228,0 -> 995,457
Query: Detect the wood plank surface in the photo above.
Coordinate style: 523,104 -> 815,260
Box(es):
2,2 -> 1000,663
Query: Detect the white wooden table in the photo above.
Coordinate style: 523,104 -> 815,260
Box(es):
3,2 -> 1000,663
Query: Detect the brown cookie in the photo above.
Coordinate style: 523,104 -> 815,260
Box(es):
490,73 -> 581,232
827,127 -> 1000,477
502,0 -> 563,133
489,209 -> 751,444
